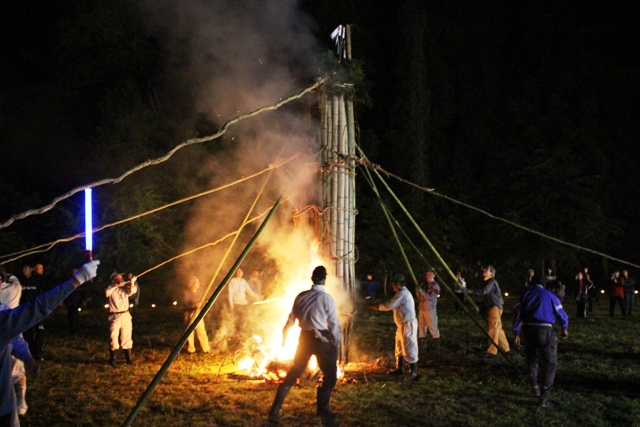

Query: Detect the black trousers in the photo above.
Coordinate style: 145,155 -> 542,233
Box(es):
283,329 -> 337,388
522,325 -> 558,392
23,322 -> 45,359
609,296 -> 626,317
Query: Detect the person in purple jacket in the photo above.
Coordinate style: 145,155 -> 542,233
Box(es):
0,260 -> 100,427
512,275 -> 569,408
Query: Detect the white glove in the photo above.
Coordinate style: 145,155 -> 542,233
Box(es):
73,260 -> 100,285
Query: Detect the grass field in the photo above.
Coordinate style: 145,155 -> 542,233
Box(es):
19,293 -> 640,427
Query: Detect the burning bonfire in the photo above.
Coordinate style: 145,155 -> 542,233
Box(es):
228,242 -> 348,384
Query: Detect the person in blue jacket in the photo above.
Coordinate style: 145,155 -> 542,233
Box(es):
0,260 -> 100,427
512,275 -> 569,408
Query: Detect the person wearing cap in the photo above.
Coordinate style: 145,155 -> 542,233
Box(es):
417,268 -> 441,351
467,265 -> 510,356
1,260 -> 100,427
369,273 -> 419,381
105,272 -> 138,365
268,266 -> 340,423
513,275 -> 569,408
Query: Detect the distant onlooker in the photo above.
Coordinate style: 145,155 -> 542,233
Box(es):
525,269 -> 535,287
361,273 -> 381,299
574,272 -> 593,318
182,276 -> 210,355
544,268 -> 557,290
20,263 -> 51,361
622,270 -> 636,316
609,271 -> 626,318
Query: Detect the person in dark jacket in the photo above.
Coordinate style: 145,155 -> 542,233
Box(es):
609,271 -> 626,318
513,275 -> 569,408
622,269 -> 636,316
468,265 -> 510,356
19,263 -> 51,361
574,272 -> 593,318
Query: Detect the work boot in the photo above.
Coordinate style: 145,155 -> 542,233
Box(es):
406,363 -> 420,381
316,386 -> 336,423
109,349 -> 116,366
387,356 -> 405,375
539,388 -> 550,408
434,338 -> 441,351
268,384 -> 291,423
124,349 -> 133,365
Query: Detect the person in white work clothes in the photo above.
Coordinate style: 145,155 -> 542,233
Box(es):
105,272 -> 137,365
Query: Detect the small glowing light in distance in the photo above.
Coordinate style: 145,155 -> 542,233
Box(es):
504,292 -> 509,297
601,290 -> 605,294
130,304 -> 134,308
151,304 -> 156,308
77,308 -> 82,312
172,301 -> 177,306
104,304 -> 109,309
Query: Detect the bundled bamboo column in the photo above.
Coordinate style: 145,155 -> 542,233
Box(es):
317,24 -> 357,363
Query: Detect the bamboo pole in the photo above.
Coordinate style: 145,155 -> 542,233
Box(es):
336,94 -> 348,282
330,96 -> 339,271
346,97 -> 357,293
359,157 -> 419,288
120,197 -> 282,427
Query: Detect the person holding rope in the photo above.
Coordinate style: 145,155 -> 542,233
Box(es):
369,273 -> 420,381
416,268 -> 441,351
467,265 -> 511,356
106,272 -> 137,366
268,266 -> 340,423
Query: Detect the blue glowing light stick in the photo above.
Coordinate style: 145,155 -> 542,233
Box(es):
84,188 -> 93,261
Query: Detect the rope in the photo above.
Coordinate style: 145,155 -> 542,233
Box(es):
0,77 -> 326,231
